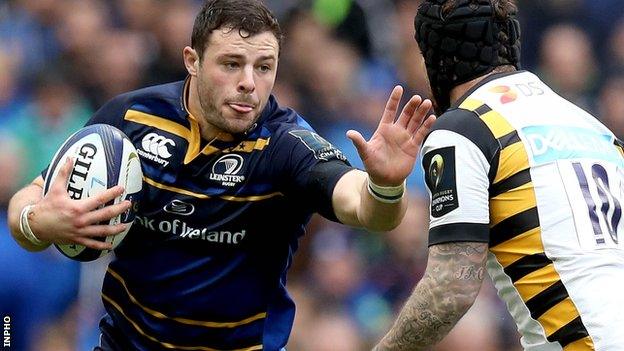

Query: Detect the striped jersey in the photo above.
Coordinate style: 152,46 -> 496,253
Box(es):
84,79 -> 352,351
421,71 -> 624,350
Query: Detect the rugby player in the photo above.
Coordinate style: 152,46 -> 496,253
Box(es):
6,0 -> 435,350
374,1 -> 624,350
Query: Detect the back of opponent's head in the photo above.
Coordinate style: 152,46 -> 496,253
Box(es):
192,0 -> 283,59
415,0 -> 521,114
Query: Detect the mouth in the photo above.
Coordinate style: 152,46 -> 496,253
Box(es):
227,102 -> 256,114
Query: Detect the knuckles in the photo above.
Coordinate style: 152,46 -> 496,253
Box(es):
66,204 -> 84,217
72,217 -> 88,228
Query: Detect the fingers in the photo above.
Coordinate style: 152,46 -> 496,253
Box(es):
346,130 -> 368,159
73,237 -> 114,251
82,185 -> 125,211
396,95 -> 423,128
380,86 -> 404,125
80,223 -> 128,238
51,157 -> 74,194
412,114 -> 437,145
64,222 -> 127,250
57,222 -> 126,251
407,99 -> 434,134
80,200 -> 131,226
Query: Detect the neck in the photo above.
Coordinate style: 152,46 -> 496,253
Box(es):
448,67 -> 517,106
449,75 -> 489,106
187,76 -> 220,141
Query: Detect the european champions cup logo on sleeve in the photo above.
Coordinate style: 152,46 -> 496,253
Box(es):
425,146 -> 458,217
429,154 -> 444,189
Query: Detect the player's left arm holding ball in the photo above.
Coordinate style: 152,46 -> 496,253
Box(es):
7,164 -> 130,252
7,97 -> 133,252
332,86 -> 435,231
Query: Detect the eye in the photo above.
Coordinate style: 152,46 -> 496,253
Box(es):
258,64 -> 271,73
224,61 -> 239,70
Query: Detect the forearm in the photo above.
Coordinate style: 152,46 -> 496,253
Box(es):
333,170 -> 407,231
374,273 -> 470,350
7,180 -> 49,251
374,242 -> 487,351
357,177 -> 407,232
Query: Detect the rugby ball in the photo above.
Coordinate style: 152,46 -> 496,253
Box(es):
43,124 -> 143,261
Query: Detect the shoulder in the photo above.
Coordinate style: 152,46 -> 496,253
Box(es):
259,97 -> 348,163
261,96 -> 318,143
262,97 -> 314,132
89,81 -> 186,129
115,81 -> 186,119
112,81 -> 181,104
428,108 -> 490,142
124,81 -> 184,101
424,107 -> 500,163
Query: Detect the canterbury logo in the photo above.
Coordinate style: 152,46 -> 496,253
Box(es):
141,133 -> 174,159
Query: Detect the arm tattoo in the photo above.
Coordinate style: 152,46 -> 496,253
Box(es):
373,242 -> 488,351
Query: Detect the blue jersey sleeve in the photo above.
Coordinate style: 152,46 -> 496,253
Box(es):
272,128 -> 353,222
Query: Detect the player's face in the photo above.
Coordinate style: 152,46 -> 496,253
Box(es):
195,28 -> 278,135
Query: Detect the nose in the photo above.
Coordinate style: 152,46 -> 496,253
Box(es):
237,66 -> 255,94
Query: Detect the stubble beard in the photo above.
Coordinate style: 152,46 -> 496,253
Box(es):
196,83 -> 261,136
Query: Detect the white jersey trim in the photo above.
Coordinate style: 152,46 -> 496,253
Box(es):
422,129 -> 491,229
486,252 -> 562,351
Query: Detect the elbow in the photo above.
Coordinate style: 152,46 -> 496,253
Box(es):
455,293 -> 478,314
434,277 -> 482,321
6,196 -> 22,238
449,284 -> 481,316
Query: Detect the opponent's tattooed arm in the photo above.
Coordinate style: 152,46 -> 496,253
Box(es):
373,242 -> 488,351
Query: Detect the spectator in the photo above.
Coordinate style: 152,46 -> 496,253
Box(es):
6,70 -> 91,182
597,72 -> 624,139
538,23 -> 599,110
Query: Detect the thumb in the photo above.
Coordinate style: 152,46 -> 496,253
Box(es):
51,157 -> 74,194
346,130 -> 368,158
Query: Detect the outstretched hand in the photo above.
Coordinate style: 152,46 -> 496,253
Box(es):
347,86 -> 436,186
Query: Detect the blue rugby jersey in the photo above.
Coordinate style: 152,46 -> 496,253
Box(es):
84,79 -> 353,351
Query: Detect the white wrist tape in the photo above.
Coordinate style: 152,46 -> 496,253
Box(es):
19,205 -> 46,246
367,177 -> 405,204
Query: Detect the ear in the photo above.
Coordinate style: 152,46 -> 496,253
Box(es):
183,46 -> 200,76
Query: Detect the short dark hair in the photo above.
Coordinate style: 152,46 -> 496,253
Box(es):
191,0 -> 283,59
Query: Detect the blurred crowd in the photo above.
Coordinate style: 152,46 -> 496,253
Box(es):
1,0 -> 624,350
